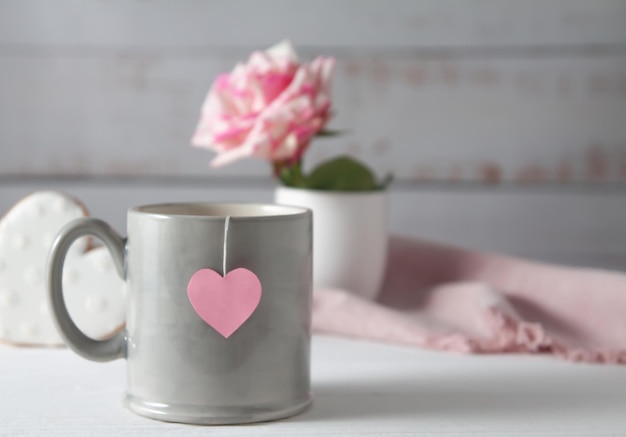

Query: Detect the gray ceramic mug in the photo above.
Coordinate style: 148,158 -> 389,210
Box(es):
47,202 -> 313,425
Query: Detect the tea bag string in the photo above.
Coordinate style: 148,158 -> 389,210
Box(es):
222,215 -> 231,276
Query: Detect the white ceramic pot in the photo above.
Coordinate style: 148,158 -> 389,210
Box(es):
275,186 -> 388,300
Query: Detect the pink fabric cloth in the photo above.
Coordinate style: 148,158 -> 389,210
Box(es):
312,236 -> 626,364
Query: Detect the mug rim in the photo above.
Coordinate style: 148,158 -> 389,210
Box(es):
129,201 -> 311,221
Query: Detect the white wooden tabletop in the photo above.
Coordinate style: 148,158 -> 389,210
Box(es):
1,335 -> 625,436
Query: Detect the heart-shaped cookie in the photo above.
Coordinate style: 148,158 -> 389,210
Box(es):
187,268 -> 262,338
0,191 -> 126,346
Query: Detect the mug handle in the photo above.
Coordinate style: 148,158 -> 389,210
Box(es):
47,218 -> 127,362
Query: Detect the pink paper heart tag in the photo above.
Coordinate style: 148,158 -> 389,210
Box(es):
187,268 -> 262,338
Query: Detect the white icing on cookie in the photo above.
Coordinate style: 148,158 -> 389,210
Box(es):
23,265 -> 43,286
0,288 -> 18,307
0,191 -> 126,346
12,234 -> 29,250
28,202 -> 45,219
63,266 -> 80,286
63,247 -> 126,340
20,322 -> 38,338
39,301 -> 49,316
41,232 -> 55,249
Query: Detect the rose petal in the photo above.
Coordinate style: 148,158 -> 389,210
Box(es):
191,41 -> 335,165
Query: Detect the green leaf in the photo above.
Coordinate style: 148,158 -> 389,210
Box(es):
278,161 -> 307,188
306,156 -> 379,191
378,172 -> 394,189
315,129 -> 345,138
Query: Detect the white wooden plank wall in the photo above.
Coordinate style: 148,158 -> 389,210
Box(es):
1,0 -> 626,269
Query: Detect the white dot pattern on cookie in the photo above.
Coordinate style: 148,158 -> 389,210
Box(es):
0,289 -> 18,307
52,198 -> 70,213
95,256 -> 112,273
23,266 -> 43,286
0,191 -> 126,346
12,234 -> 29,250
29,202 -> 45,218
20,323 -> 38,338
85,296 -> 108,313
63,267 -> 79,285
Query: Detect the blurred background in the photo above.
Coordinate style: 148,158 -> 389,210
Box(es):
1,0 -> 626,270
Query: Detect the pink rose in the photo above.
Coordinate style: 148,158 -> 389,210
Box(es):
191,41 -> 335,167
